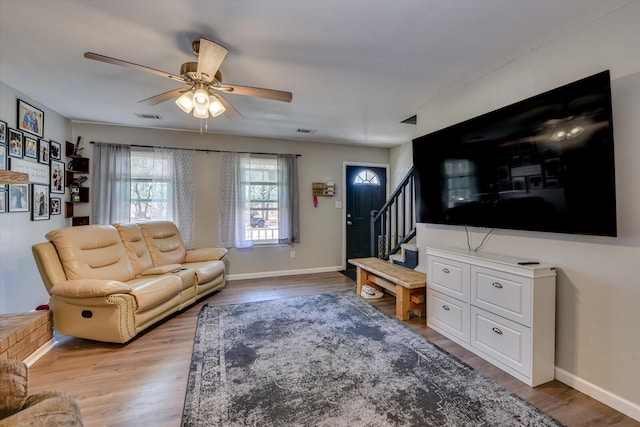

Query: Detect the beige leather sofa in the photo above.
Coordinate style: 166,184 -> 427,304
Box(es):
32,220 -> 226,344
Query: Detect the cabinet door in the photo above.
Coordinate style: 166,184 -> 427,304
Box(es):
427,289 -> 469,345
470,307 -> 531,377
471,266 -> 531,326
428,256 -> 469,302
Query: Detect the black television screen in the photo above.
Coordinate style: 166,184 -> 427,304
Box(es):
413,70 -> 616,237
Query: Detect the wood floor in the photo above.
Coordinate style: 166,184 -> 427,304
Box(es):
28,272 -> 638,427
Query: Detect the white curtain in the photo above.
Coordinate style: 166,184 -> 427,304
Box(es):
278,154 -> 300,244
91,142 -> 131,225
152,147 -> 196,248
217,152 -> 252,248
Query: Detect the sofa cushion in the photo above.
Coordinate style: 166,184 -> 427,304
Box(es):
115,223 -> 154,276
126,275 -> 182,312
0,359 -> 28,419
138,221 -> 187,266
185,247 -> 227,262
183,260 -> 225,285
46,225 -> 135,282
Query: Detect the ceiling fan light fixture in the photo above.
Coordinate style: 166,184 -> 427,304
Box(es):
208,96 -> 226,117
175,91 -> 194,113
193,106 -> 209,119
193,87 -> 210,110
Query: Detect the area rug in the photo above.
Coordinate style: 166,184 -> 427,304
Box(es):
182,291 -> 563,426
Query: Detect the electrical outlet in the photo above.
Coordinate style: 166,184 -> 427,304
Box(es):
290,251 -> 296,259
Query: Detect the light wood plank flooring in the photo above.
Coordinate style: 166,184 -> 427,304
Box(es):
28,272 -> 638,427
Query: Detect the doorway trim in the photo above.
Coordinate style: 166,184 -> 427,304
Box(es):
341,161 -> 390,269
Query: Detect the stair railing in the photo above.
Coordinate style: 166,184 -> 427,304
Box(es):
370,167 -> 416,259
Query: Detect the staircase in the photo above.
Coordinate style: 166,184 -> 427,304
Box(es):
370,167 -> 417,265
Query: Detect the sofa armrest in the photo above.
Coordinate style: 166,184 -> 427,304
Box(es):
185,247 -> 228,262
50,280 -> 132,298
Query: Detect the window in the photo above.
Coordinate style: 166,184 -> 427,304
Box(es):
354,169 -> 381,185
217,152 -> 299,248
244,155 -> 279,243
130,150 -> 171,221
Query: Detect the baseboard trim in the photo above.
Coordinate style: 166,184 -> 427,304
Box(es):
23,339 -> 55,368
555,367 -> 640,422
227,265 -> 345,281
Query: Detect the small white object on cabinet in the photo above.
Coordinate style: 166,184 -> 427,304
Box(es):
426,247 -> 556,387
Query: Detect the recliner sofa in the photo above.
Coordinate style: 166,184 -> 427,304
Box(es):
32,220 -> 226,343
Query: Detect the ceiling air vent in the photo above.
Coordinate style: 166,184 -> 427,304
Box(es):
135,113 -> 162,120
296,128 -> 316,134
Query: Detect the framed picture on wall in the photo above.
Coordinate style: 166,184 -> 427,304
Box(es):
50,197 -> 61,215
8,129 -> 23,158
24,136 -> 37,159
0,120 -> 7,144
8,184 -> 29,212
17,99 -> 44,138
50,140 -> 61,160
50,160 -> 65,193
0,145 -> 6,170
38,139 -> 50,164
0,191 -> 6,213
31,183 -> 49,221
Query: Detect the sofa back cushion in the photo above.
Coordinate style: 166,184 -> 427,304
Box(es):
137,220 -> 187,266
46,225 -> 135,282
115,223 -> 154,276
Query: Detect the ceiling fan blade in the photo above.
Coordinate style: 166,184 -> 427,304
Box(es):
138,88 -> 189,106
218,84 -> 293,102
84,52 -> 187,83
196,38 -> 228,82
213,94 -> 243,121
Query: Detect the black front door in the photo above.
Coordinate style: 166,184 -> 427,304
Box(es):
345,165 -> 387,262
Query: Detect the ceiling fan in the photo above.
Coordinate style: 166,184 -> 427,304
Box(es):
84,38 -> 292,122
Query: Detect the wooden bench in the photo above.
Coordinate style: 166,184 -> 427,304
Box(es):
348,257 -> 426,321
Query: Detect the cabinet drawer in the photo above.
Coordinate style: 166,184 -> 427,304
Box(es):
429,256 -> 469,302
427,289 -> 469,345
471,266 -> 531,326
470,307 -> 531,377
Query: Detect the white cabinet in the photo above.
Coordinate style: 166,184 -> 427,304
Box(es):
426,247 -> 556,387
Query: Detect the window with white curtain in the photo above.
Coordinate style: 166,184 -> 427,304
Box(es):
217,152 -> 299,248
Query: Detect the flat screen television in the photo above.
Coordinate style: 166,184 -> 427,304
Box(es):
413,70 -> 617,237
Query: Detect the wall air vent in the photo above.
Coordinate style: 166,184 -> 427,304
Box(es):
135,113 -> 162,120
296,128 -> 316,134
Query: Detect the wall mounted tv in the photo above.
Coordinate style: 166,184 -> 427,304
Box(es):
413,70 -> 616,237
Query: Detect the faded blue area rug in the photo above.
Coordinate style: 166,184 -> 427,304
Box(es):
182,291 -> 563,426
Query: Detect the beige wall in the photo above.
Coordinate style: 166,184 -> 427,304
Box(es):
402,2 -> 640,417
72,122 -> 390,278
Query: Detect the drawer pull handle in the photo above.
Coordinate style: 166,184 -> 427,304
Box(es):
442,305 -> 450,311
492,327 -> 503,335
492,282 -> 503,289
442,268 -> 450,274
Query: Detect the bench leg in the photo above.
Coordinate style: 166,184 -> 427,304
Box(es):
355,267 -> 367,296
396,286 -> 411,320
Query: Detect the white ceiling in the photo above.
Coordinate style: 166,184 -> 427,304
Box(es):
0,0 -> 628,148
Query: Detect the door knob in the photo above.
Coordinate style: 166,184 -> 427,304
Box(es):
346,221 -> 353,225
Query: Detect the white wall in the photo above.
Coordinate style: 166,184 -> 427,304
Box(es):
71,122 -> 390,279
399,2 -> 640,418
0,82 -> 71,313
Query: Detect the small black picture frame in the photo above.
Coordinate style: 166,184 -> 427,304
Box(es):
24,136 -> 38,159
50,160 -> 65,193
38,139 -> 50,164
50,140 -> 61,160
50,197 -> 61,215
8,128 -> 23,158
0,120 -> 7,144
31,183 -> 50,221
